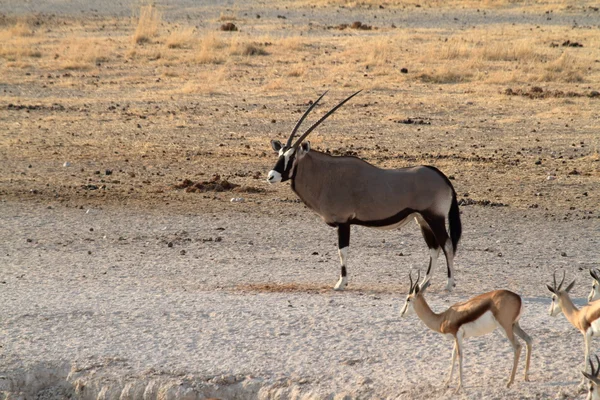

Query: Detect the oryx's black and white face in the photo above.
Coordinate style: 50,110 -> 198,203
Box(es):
265,90 -> 362,185
267,141 -> 310,184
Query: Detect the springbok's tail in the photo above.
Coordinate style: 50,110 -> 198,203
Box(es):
448,190 -> 462,253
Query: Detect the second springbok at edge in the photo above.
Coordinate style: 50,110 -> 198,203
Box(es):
583,355 -> 600,400
400,270 -> 532,393
588,268 -> 600,303
547,271 -> 600,382
267,91 -> 462,291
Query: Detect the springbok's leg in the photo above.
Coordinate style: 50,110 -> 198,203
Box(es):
417,218 -> 441,282
582,332 -> 593,386
455,334 -> 465,394
334,223 -> 350,291
445,341 -> 458,387
424,215 -> 454,292
499,324 -> 522,388
513,322 -> 532,382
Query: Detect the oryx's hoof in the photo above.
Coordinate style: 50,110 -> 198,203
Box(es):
334,277 -> 348,291
445,280 -> 456,292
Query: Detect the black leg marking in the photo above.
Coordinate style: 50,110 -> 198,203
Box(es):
423,215 -> 451,278
341,265 -> 347,277
338,223 -> 350,249
419,222 -> 440,275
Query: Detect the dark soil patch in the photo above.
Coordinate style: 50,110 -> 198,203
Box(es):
504,87 -> 599,99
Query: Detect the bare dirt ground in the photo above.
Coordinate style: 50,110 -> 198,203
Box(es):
1,0 -> 599,399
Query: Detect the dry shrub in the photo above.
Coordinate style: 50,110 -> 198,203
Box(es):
178,67 -> 227,94
418,66 -> 473,83
59,38 -> 113,70
133,5 -> 161,44
278,36 -> 305,51
363,37 -> 392,68
230,39 -> 268,56
166,27 -> 195,49
10,21 -> 34,37
540,52 -> 584,82
196,33 -> 226,64
0,37 -> 42,61
287,66 -> 305,77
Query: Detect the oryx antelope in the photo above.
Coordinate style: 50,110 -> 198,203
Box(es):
547,271 -> 600,382
400,270 -> 532,392
583,355 -> 600,400
589,268 -> 600,303
267,92 -> 462,291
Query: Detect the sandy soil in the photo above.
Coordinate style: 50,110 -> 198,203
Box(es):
1,200 -> 599,399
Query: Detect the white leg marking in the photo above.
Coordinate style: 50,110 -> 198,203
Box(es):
426,247 -> 440,278
445,342 -> 457,387
334,247 -> 348,291
444,238 -> 455,292
456,334 -> 465,394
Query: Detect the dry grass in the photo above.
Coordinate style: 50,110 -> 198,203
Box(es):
58,38 -> 114,70
166,27 -> 195,49
195,33 -> 227,64
133,5 -> 161,44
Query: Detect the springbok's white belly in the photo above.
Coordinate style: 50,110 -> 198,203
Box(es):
590,318 -> 600,336
459,311 -> 498,339
374,213 -> 417,231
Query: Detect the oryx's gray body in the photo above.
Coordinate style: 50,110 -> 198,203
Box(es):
267,91 -> 462,291
293,151 -> 452,225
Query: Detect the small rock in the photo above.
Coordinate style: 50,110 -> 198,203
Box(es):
400,68 -> 408,73
561,252 -> 567,257
168,242 -> 174,248
220,23 -> 238,31
180,249 -> 186,255
63,161 -> 71,167
546,175 -> 556,180
230,197 -> 245,203
215,236 -> 223,242
535,160 -> 542,165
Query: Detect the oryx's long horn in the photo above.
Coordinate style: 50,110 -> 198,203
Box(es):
285,91 -> 328,148
292,90 -> 362,149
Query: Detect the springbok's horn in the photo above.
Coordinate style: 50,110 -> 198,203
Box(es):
285,91 -> 328,148
409,270 -> 414,292
292,90 -> 362,149
558,270 -> 566,291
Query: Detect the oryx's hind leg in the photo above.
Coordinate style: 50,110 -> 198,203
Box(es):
334,223 -> 350,291
423,214 -> 455,292
416,216 -> 441,282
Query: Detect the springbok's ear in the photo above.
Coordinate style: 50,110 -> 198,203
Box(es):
565,280 -> 576,293
546,284 -> 556,294
300,141 -> 311,153
271,140 -> 282,152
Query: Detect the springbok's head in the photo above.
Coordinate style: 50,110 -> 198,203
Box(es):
267,91 -> 361,184
400,270 -> 431,317
583,355 -> 600,400
589,268 -> 600,303
546,270 -> 576,317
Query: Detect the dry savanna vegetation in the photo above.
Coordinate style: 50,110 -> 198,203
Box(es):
0,1 -> 598,219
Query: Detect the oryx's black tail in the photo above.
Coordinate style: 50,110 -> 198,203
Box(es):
424,165 -> 462,253
448,190 -> 462,253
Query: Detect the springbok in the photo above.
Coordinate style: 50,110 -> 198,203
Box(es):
267,92 -> 462,291
588,268 -> 600,303
547,271 -> 600,382
400,270 -> 532,392
583,355 -> 600,400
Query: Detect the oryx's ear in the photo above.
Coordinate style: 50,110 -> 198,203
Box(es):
565,280 -> 576,293
546,284 -> 556,294
300,141 -> 311,153
271,140 -> 282,152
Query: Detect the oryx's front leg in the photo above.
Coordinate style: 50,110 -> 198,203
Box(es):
334,223 -> 350,291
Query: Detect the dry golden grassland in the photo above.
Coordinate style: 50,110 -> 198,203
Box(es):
0,2 -> 598,219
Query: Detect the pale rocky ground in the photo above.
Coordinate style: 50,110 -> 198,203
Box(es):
1,200 -> 599,399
